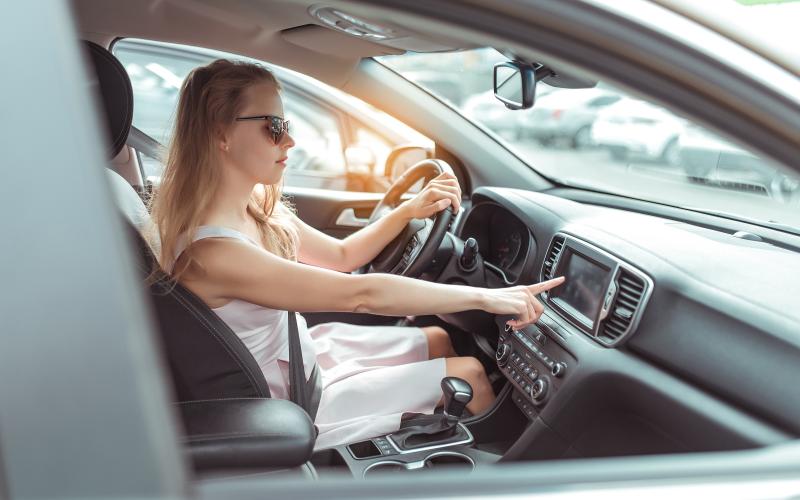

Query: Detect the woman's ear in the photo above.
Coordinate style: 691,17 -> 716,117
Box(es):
217,129 -> 230,152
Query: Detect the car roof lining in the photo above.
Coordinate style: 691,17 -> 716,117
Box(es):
72,0 -> 470,87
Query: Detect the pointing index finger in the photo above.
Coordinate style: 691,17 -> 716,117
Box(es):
528,276 -> 565,294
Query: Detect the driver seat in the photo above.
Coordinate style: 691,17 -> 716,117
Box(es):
85,40 -> 318,475
84,39 -> 273,401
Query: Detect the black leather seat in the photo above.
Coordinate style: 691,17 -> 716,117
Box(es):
85,39 -> 274,402
84,40 -> 316,474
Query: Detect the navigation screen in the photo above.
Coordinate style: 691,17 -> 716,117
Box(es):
551,251 -> 610,326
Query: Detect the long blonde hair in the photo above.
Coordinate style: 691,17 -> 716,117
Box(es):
150,59 -> 298,281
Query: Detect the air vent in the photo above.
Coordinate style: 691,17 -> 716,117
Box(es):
542,236 -> 565,280
598,270 -> 646,345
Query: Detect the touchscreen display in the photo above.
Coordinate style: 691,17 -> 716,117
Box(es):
551,251 -> 610,325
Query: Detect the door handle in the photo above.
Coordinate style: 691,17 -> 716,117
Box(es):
335,208 -> 369,228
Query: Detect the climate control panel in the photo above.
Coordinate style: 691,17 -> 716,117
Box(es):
496,320 -> 572,418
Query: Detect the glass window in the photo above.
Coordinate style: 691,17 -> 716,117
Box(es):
114,39 -> 430,192
379,48 -> 800,232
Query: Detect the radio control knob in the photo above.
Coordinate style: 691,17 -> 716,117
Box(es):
551,362 -> 566,378
496,343 -> 512,367
530,378 -> 548,402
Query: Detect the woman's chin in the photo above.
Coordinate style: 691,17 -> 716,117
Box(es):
259,172 -> 284,185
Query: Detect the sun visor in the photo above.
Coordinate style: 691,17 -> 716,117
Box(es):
282,24 -> 404,58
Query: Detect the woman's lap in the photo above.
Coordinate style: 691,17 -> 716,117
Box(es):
309,322 -> 430,383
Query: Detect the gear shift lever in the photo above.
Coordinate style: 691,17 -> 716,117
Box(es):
442,377 -> 473,421
389,377 -> 474,450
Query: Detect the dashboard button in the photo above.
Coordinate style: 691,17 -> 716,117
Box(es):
551,362 -> 567,378
496,343 -> 512,367
531,378 -> 549,402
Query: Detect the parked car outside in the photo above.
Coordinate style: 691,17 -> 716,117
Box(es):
462,90 -> 529,140
463,86 -> 558,141
520,88 -> 621,148
678,123 -> 800,199
591,97 -> 686,164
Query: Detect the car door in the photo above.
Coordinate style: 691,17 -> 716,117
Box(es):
113,39 -> 430,240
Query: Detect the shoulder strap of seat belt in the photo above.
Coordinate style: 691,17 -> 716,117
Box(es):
287,310 -> 309,413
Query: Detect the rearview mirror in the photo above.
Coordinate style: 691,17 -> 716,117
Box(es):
493,61 -> 536,109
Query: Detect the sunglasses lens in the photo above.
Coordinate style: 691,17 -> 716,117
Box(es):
267,118 -> 289,144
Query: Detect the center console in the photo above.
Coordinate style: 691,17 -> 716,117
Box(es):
312,424 -> 484,478
312,377 -> 500,478
496,233 -> 652,419
496,313 -> 575,419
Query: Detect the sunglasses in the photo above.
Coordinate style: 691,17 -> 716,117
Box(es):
235,115 -> 290,144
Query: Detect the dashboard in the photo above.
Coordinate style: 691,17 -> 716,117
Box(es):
444,187 -> 800,459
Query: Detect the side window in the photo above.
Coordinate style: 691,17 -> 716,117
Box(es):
113,39 -> 431,193
281,93 -> 348,191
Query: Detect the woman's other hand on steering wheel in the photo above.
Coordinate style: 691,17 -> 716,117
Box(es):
399,172 -> 462,219
483,277 -> 566,330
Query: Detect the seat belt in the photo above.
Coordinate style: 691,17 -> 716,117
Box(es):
287,311 -> 321,421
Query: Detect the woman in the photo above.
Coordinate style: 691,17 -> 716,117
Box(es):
151,59 -> 564,449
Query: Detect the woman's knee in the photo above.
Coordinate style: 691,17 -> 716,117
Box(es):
445,356 -> 489,387
422,326 -> 456,359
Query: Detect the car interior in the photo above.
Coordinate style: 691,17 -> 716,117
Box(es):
70,0 -> 800,484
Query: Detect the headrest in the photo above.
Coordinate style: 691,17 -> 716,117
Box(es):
84,41 -> 133,159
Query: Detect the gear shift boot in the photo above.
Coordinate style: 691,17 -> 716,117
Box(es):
388,377 -> 473,451
391,415 -> 471,450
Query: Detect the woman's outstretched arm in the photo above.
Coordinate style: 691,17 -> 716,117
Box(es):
181,236 -> 563,330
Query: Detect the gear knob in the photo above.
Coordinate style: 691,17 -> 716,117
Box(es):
441,377 -> 473,421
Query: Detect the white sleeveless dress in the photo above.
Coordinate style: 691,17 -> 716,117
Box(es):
180,226 -> 446,450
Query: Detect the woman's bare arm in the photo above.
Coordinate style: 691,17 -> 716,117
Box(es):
293,172 -> 462,273
182,237 -> 563,329
292,204 -> 414,273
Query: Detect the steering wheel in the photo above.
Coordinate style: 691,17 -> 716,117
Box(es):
364,159 -> 456,277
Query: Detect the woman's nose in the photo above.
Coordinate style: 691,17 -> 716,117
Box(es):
282,132 -> 295,149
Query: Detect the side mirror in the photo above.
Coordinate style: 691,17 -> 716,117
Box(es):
493,61 -> 537,110
384,144 -> 432,182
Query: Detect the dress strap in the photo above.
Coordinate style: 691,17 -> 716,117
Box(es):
172,225 -> 261,271
193,226 -> 261,246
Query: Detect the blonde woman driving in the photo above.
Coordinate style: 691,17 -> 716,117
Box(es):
150,60 -> 564,449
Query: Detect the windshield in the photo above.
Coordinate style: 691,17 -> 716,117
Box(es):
378,48 -> 800,232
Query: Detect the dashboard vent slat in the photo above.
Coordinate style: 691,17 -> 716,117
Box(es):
542,236 -> 565,280
598,269 -> 647,345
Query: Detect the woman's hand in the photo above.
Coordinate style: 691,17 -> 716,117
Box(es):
482,277 -> 566,330
399,172 -> 462,219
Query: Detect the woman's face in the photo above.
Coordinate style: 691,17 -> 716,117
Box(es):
224,82 -> 295,185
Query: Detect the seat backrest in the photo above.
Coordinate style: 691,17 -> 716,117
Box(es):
86,40 -> 271,402
120,210 -> 272,401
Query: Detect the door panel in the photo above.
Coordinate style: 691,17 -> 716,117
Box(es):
285,186 -> 385,238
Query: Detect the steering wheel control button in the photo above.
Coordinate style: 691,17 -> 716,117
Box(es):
551,362 -> 566,378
